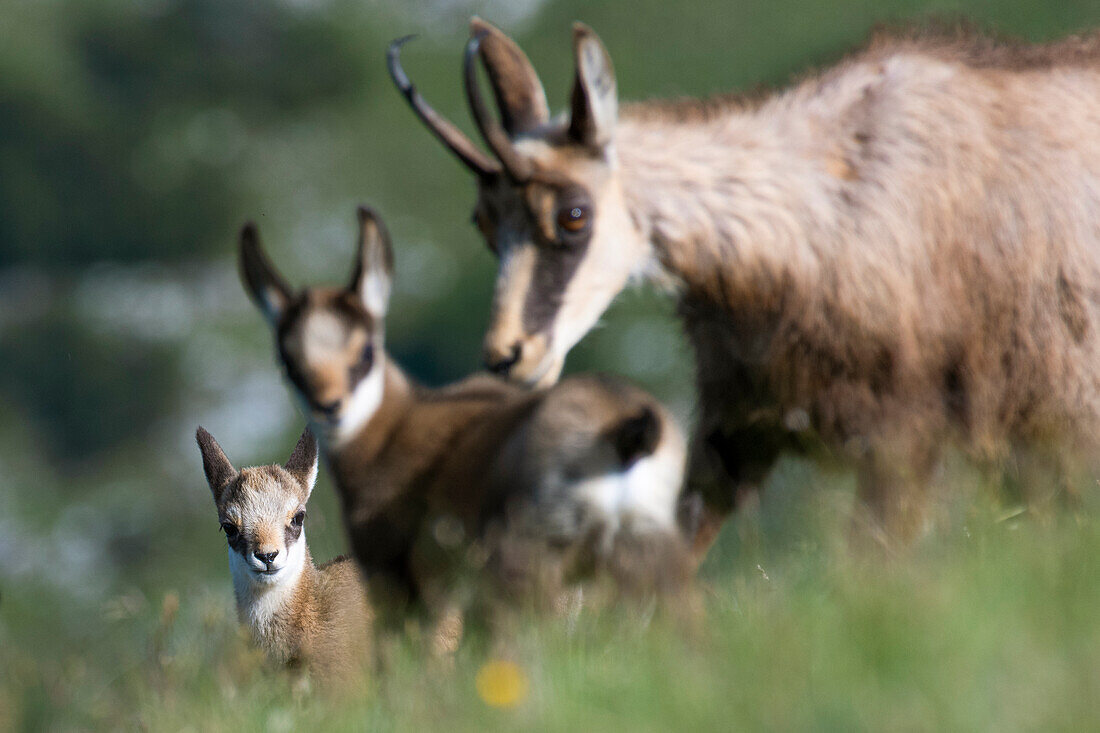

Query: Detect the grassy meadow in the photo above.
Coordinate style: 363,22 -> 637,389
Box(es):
7,462 -> 1100,730
4,0 -> 1100,730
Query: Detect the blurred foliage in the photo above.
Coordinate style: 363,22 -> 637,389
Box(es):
3,0 -> 1100,728
0,0 -> 371,268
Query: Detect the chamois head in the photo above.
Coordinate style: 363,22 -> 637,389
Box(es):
390,19 -> 647,386
196,427 -> 318,584
239,207 -> 394,445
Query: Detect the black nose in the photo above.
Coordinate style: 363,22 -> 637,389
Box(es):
255,550 -> 278,565
485,342 -> 522,375
315,400 -> 340,417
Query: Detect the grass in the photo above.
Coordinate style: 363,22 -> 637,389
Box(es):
5,460 -> 1099,731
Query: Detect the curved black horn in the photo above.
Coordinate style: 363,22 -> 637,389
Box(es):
387,35 -> 501,178
464,31 -> 534,182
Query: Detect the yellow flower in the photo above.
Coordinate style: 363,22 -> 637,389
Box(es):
476,659 -> 529,709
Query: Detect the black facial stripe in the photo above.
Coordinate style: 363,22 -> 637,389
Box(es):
522,239 -> 589,336
226,529 -> 246,554
348,342 -> 374,386
285,522 -> 303,546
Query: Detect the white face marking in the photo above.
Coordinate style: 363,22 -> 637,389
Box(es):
549,182 -> 650,368
302,310 -> 347,357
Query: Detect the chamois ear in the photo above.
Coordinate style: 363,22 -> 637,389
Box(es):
469,17 -> 550,135
610,407 -> 661,468
567,23 -> 617,149
239,222 -> 292,325
284,427 -> 318,498
196,427 -> 237,504
350,206 -> 394,320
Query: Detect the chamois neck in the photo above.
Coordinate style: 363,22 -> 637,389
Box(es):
321,358 -> 411,459
617,102 -> 839,308
231,538 -> 314,653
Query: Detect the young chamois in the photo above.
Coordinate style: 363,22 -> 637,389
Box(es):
195,426 -> 371,678
238,206 -> 689,621
391,20 -> 1100,550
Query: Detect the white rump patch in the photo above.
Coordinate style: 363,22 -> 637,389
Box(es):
573,438 -> 684,538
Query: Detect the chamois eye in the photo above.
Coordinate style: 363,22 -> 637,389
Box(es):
291,510 -> 306,527
555,192 -> 594,243
557,205 -> 588,233
472,207 -> 492,236
221,521 -> 239,539
349,342 -> 374,383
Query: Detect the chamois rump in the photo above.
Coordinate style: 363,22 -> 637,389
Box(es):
391,20 -> 1100,551
238,206 -> 689,625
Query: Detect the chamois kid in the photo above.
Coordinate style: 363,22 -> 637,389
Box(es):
392,20 -> 1100,550
196,426 -> 371,677
238,207 -> 689,620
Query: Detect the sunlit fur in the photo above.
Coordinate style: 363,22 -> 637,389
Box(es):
239,209 -> 692,626
420,22 -> 1100,551
195,428 -> 372,677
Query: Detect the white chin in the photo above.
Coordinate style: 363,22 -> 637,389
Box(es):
526,353 -> 565,388
251,567 -> 283,583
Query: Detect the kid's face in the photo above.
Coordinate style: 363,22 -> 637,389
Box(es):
217,466 -> 308,581
275,292 -> 381,429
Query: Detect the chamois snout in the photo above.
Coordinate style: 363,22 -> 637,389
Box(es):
482,324 -> 559,386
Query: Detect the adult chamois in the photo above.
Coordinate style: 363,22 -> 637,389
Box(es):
390,20 -> 1100,552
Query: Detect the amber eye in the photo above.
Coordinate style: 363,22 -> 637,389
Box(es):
557,204 -> 589,233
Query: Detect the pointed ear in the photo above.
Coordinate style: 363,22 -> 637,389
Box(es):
567,23 -> 617,149
349,206 -> 394,320
196,427 -> 237,504
470,17 -> 550,135
239,222 -> 292,325
284,427 -> 318,499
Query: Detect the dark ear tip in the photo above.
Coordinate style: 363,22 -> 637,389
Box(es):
196,426 -> 209,443
239,221 -> 258,244
356,205 -> 379,225
572,21 -> 595,40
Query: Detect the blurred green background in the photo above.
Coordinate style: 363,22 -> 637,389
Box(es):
4,0 -> 1100,729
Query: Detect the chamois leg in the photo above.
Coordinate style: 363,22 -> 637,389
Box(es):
680,425 -> 781,566
852,439 -> 939,550
1005,442 -> 1081,520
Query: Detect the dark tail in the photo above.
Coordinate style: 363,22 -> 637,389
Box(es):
610,406 -> 662,468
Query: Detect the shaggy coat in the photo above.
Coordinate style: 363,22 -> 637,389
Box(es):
393,22 -> 1100,549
